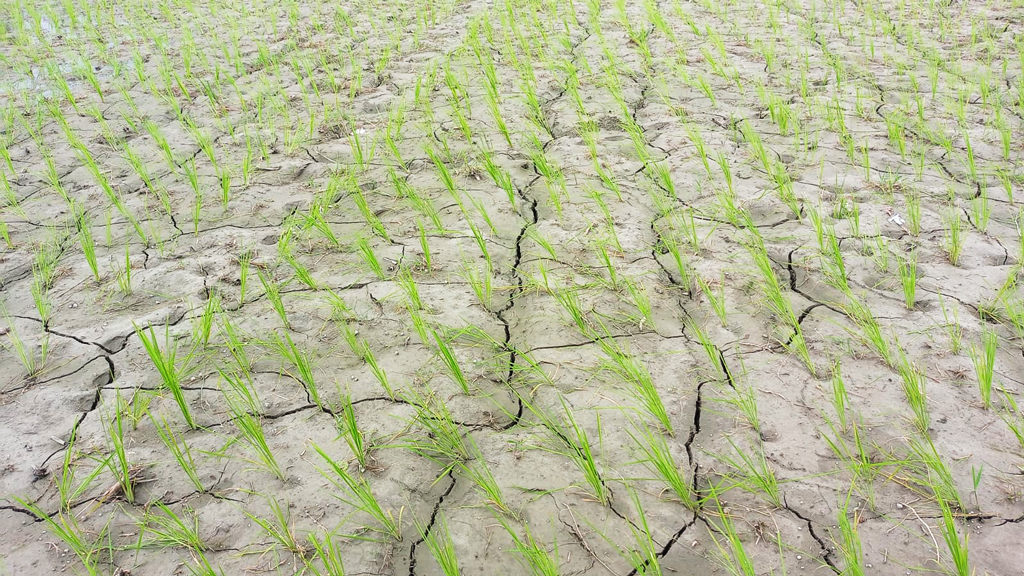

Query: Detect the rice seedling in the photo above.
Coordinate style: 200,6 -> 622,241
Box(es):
77,213 -> 101,281
944,207 -> 964,266
13,497 -> 109,575
103,391 -> 135,504
971,188 -> 991,233
417,514 -> 460,576
269,330 -> 322,408
938,497 -> 971,576
116,243 -> 133,296
228,395 -> 285,480
832,499 -> 865,576
432,328 -> 470,394
135,323 -> 198,429
628,422 -> 697,509
243,497 -> 307,556
711,436 -> 782,508
896,250 -> 917,309
312,443 -> 403,541
706,489 -> 757,576
3,311 -> 49,378
400,390 -> 469,469
258,270 -> 289,329
306,531 -> 347,576
153,412 -> 205,492
356,237 -> 386,280
137,503 -> 206,552
555,399 -> 609,505
908,435 -> 963,510
496,516 -> 561,576
338,393 -> 369,470
970,328 -> 997,409
896,350 -> 930,434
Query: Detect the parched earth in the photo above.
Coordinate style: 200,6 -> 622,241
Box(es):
2,0 -> 1024,574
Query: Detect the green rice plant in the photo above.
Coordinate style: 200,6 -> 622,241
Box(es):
270,331 -> 322,408
596,241 -> 619,289
833,499 -> 865,576
628,422 -> 697,509
481,150 -> 516,208
557,399 -> 609,505
617,491 -> 663,576
152,412 -> 204,492
602,342 -> 673,434
283,252 -> 319,290
939,295 -> 963,354
351,186 -> 390,241
463,262 -> 493,309
400,390 -> 469,470
0,221 -> 11,248
54,423 -> 107,510
432,328 -> 470,394
418,514 -> 459,576
943,208 -> 964,266
905,191 -> 921,235
896,350 -> 930,434
115,243 -> 133,296
3,311 -> 49,378
220,369 -> 262,417
457,436 -> 516,518
896,250 -> 917,309
135,323 -> 198,429
418,220 -> 433,270
397,267 -> 423,310
624,279 -> 654,329
137,503 -> 206,552
237,249 -> 253,304
229,398 -> 284,480
908,435 -> 963,510
970,328 -> 997,409
103,391 -> 135,504
830,360 -> 850,432
243,497 -> 306,555
312,443 -> 403,541
306,531 -> 347,576
710,437 -> 781,508
938,497 -> 971,576
697,274 -> 727,325
13,498 -> 109,575
258,270 -> 289,329
77,214 -> 101,281
706,489 -> 756,576
356,237 -> 386,280
841,298 -> 895,367
338,393 -> 369,470
193,294 -> 220,348
496,516 -> 560,576
219,314 -> 252,373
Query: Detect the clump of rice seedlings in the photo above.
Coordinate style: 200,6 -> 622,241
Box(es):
284,252 -> 319,290
137,503 -> 206,552
706,489 -> 757,576
338,393 -> 369,471
832,499 -> 865,576
115,243 -> 133,296
830,361 -> 851,432
432,327 -> 470,394
943,207 -> 964,266
697,274 -> 727,325
613,491 -> 663,576
103,392 -> 135,504
258,270 -> 289,329
243,497 -> 307,556
458,435 -> 516,518
3,310 -> 49,378
77,214 -> 101,281
463,262 -> 493,309
400,390 -> 469,469
624,278 -> 654,330
841,298 -> 894,367
192,294 -> 220,349
220,369 -> 262,417
152,412 -> 204,492
306,530 -> 347,576
269,331 -> 322,408
312,443 -> 403,541
711,437 -> 781,508
13,497 -> 109,575
356,237 -> 386,280
219,314 -> 251,373
496,516 -> 560,576
896,250 -> 917,309
418,220 -> 433,270
54,424 -> 107,511
135,323 -> 198,429
629,422 -> 697,509
908,435 -> 962,510
605,346 -> 673,434
938,498 -> 971,576
970,328 -> 997,409
896,350 -> 930,433
418,514 -> 459,576
971,188 -> 991,233
555,399 -> 609,505
905,191 -> 921,235
229,395 -> 285,481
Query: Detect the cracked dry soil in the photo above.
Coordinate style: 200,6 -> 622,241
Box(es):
2,0 -> 1024,575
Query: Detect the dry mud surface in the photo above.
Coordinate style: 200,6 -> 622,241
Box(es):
2,0 -> 1024,574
